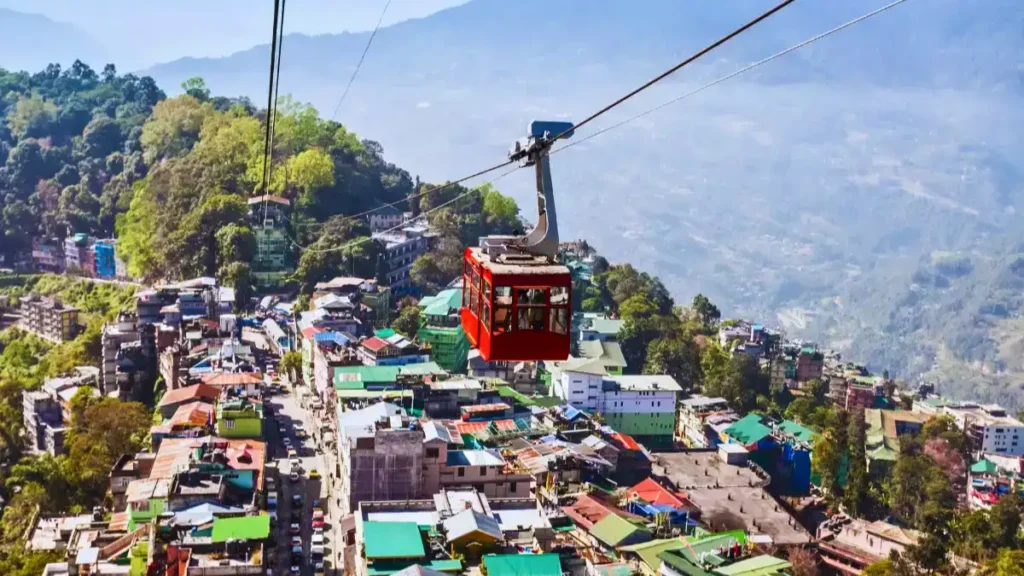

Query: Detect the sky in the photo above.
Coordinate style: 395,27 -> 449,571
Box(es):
0,0 -> 469,70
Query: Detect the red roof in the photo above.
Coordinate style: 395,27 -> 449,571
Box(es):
361,337 -> 390,352
301,326 -> 325,339
561,494 -> 640,530
461,403 -> 511,414
609,432 -> 641,451
202,372 -> 262,387
630,477 -> 687,508
158,384 -> 220,408
169,401 -> 214,428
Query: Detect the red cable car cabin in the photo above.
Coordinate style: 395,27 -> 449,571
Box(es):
460,246 -> 571,362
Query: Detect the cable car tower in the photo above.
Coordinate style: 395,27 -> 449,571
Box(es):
460,120 -> 575,362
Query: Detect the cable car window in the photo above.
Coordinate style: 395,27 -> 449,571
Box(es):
462,279 -> 470,309
494,305 -> 512,334
482,301 -> 491,329
470,266 -> 480,291
550,307 -> 568,335
550,286 -> 569,306
518,307 -> 546,331
483,279 -> 492,302
495,286 -> 513,305
517,288 -> 547,306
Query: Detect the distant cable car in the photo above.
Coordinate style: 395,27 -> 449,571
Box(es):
460,120 -> 575,362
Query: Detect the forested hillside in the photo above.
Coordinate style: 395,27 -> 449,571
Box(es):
0,60 -> 521,302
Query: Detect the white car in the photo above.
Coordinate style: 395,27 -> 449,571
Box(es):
312,530 -> 325,545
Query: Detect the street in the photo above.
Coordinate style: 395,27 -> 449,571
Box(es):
265,384 -> 334,576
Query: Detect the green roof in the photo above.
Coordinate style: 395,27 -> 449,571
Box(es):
777,420 -> 814,445
211,514 -> 270,542
713,555 -> 792,575
364,522 -> 425,559
334,365 -> 400,387
620,538 -> 689,572
375,328 -> 397,339
496,386 -> 535,406
532,396 -> 564,408
971,459 -> 998,475
590,513 -> 651,548
584,317 -> 624,336
724,414 -> 773,446
420,289 -> 462,317
579,340 -> 628,368
366,559 -> 462,575
399,362 -> 446,376
483,554 -> 562,576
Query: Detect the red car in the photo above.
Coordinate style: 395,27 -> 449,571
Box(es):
311,518 -> 325,529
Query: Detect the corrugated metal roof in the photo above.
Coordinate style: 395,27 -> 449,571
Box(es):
441,509 -> 502,543
363,522 -> 425,559
723,414 -> 773,446
483,554 -> 562,576
446,449 -> 504,467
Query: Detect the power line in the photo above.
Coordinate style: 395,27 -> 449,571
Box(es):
261,0 -> 289,262
257,0 -> 285,268
549,0 -> 797,143
550,0 -> 913,157
330,0 -> 393,120
288,159 -> 517,236
288,164 -> 522,255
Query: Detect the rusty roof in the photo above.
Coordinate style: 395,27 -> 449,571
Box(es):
158,384 -> 220,408
169,402 -> 214,428
202,372 -> 262,387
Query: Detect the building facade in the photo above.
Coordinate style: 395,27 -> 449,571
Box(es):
943,403 -> 1024,456
417,289 -> 470,373
19,295 -> 79,342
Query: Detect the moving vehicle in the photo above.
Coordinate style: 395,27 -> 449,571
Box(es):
289,523 -> 301,535
308,469 -> 320,480
289,471 -> 300,482
460,121 -> 574,363
290,536 -> 303,547
286,448 -> 298,459
292,494 -> 302,506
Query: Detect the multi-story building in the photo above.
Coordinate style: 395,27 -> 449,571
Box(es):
19,295 -> 79,342
677,395 -> 734,448
64,233 -> 96,276
248,195 -> 293,287
23,391 -> 65,455
796,346 -> 825,382
337,403 -> 424,514
357,334 -> 430,366
417,288 -> 469,373
101,314 -> 141,395
941,403 -> 1024,456
368,206 -> 410,233
216,397 -> 264,439
92,240 -> 119,279
846,383 -> 877,411
577,313 -> 624,343
554,358 -> 681,446
31,238 -> 64,273
375,223 -> 431,290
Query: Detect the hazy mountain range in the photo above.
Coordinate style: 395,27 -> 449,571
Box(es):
0,8 -> 107,71
6,0 -> 1024,404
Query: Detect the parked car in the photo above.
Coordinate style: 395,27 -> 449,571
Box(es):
312,530 -> 324,545
290,536 -> 303,547
289,523 -> 301,535
295,429 -> 307,439
286,448 -> 298,459
311,544 -> 325,557
311,517 -> 325,530
311,499 -> 322,512
289,471 -> 300,482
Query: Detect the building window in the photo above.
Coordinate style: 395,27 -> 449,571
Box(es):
480,467 -> 487,476
457,467 -> 465,477
426,448 -> 439,458
224,420 -> 235,429
510,482 -> 517,493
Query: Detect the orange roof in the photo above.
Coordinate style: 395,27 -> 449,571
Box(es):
108,511 -> 130,531
361,337 -> 390,352
169,402 -> 213,429
630,477 -> 686,508
202,372 -> 262,387
151,437 -> 201,480
159,384 -> 220,408
562,494 -> 640,530
456,421 -> 489,435
609,432 -> 641,451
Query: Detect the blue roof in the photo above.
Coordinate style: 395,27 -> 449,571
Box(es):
561,405 -> 583,421
314,331 -> 350,345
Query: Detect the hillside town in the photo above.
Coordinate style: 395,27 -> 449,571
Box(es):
1,239 -> 1019,576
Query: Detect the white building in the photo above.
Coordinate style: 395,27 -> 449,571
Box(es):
375,224 -> 432,289
677,395 -> 734,448
942,403 -> 1024,456
554,357 -> 680,443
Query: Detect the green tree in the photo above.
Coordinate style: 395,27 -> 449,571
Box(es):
65,398 -> 150,503
691,293 -> 721,331
181,77 -> 211,101
844,410 -> 868,516
140,95 -> 213,162
979,549 -> 1024,576
392,304 -> 421,338
82,116 -> 123,158
279,350 -> 303,383
643,336 -> 700,391
220,261 -> 253,312
6,94 -> 58,139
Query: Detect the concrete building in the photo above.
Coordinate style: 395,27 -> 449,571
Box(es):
357,334 -> 430,367
368,206 -> 410,233
467,350 -> 537,387
554,358 -> 681,445
63,233 -> 95,276
31,238 -> 65,273
942,403 -> 1024,456
23,391 -> 65,455
216,397 -> 263,439
337,403 -> 424,514
864,409 -> 930,475
376,223 -> 431,290
577,313 -> 623,343
417,288 -> 470,373
101,314 -> 142,396
677,396 -> 734,448
19,295 -> 79,342
817,518 -> 921,573
577,340 -> 627,375
92,240 -> 122,279
248,195 -> 293,288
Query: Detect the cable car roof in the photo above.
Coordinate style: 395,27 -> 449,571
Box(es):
467,247 -> 569,276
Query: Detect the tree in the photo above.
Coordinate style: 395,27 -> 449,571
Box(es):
82,116 -> 123,158
215,223 -> 256,264
65,398 -> 150,503
787,547 -> 819,576
844,410 -> 868,516
140,95 -> 213,162
979,549 -> 1024,576
392,304 -> 421,338
220,261 -> 253,312
6,94 -> 58,139
181,77 -> 211,101
691,293 -> 721,331
279,351 -> 303,384
644,336 -> 700,390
